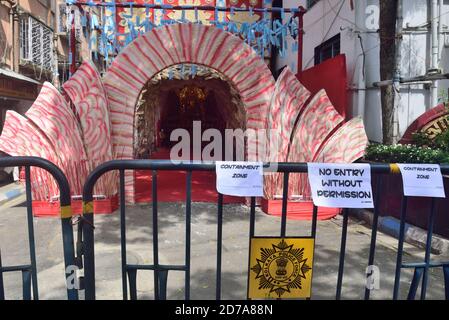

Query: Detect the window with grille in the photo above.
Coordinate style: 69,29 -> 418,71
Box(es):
20,15 -> 54,71
314,34 -> 340,65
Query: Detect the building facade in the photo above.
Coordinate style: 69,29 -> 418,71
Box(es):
0,0 -> 101,134
278,0 -> 449,143
0,0 -> 102,182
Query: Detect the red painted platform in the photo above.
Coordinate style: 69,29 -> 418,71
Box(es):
134,170 -> 244,204
32,195 -> 119,217
32,148 -> 338,220
261,198 -> 341,220
134,148 -> 243,204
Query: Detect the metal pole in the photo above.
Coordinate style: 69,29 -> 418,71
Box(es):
280,172 -> 289,237
185,171 -> 192,300
152,170 -> 160,300
6,0 -> 19,73
68,2 -> 306,13
216,193 -> 223,300
0,250 -> 4,300
25,167 -> 39,300
295,6 -> 306,74
69,10 -> 77,77
246,197 -> 256,300
438,0 -> 444,59
430,0 -> 440,109
336,208 -> 349,300
420,198 -> 437,300
364,175 -> 382,300
393,196 -> 408,300
119,170 -> 128,300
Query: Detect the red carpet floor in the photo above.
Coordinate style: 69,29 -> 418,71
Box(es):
134,149 -> 244,204
133,149 -> 337,221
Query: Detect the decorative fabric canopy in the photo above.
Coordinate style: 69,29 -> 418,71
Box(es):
65,0 -> 301,69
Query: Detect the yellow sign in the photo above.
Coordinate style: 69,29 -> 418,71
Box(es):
248,238 -> 315,299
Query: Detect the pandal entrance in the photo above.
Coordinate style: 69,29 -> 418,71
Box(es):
133,64 -> 245,204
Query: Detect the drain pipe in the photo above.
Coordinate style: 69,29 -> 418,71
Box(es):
69,9 -> 77,77
12,1 -> 19,73
353,0 -> 366,120
1,0 -> 18,71
430,0 -> 440,109
439,0 -> 444,55
8,3 -> 14,71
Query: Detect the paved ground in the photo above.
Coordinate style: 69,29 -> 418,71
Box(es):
1,195 -> 448,300
0,182 -> 24,205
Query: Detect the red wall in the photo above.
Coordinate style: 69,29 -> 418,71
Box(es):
297,54 -> 348,119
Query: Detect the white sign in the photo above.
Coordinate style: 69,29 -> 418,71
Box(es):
308,163 -> 374,208
216,161 -> 264,197
397,164 -> 445,198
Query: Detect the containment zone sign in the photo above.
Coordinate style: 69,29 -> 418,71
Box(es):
248,238 -> 315,299
216,161 -> 264,197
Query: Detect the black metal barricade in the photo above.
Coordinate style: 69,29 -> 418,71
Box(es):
0,157 -> 78,300
80,160 -> 449,300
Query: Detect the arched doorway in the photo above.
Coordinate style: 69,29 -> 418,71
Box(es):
133,64 -> 248,203
104,23 -> 275,202
134,64 -> 245,159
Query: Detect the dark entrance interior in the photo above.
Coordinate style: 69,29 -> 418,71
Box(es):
133,64 -> 245,204
159,84 -> 225,151
134,64 -> 245,160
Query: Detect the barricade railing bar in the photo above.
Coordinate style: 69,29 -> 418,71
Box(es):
0,156 -> 78,300
80,160 -> 449,301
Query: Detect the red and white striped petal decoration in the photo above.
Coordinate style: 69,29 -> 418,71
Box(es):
267,66 -> 310,162
104,23 -> 275,202
0,111 -> 60,200
25,82 -> 89,196
62,61 -> 113,160
62,61 -> 116,197
0,112 -> 35,157
314,117 -> 368,163
264,67 -> 311,198
283,90 -> 345,200
288,90 -> 344,163
26,82 -> 86,163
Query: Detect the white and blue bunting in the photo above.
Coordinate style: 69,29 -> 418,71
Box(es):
66,1 -> 301,73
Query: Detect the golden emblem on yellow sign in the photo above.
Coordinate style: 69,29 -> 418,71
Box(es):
248,238 -> 314,299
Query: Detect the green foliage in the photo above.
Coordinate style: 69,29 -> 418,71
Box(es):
412,131 -> 449,152
433,130 -> 449,152
365,143 -> 449,164
411,129 -> 449,153
411,132 -> 432,148
365,103 -> 449,163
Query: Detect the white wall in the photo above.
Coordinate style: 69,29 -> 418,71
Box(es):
277,0 -> 449,143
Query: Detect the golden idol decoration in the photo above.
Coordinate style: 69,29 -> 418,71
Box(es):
248,238 -> 314,299
420,115 -> 449,140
